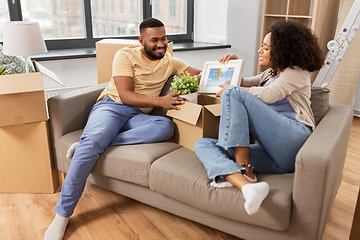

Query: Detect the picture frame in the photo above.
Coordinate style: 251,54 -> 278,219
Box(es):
199,59 -> 245,94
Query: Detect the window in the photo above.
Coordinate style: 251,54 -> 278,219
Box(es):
21,0 -> 85,40
152,0 -> 186,34
130,1 -> 135,14
120,0 -> 124,13
3,0 -> 194,50
111,0 -> 114,14
153,0 -> 160,17
0,0 -> 10,41
170,0 -> 176,18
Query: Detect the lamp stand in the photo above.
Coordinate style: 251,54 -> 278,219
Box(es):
23,56 -> 29,73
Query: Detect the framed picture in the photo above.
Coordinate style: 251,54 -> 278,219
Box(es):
199,59 -> 245,94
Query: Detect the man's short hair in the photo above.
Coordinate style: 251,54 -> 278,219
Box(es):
139,18 -> 164,33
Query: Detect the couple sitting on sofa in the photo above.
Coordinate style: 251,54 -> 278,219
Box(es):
44,18 -> 323,240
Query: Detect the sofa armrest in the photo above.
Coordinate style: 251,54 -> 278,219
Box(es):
47,83 -> 107,171
289,105 -> 353,239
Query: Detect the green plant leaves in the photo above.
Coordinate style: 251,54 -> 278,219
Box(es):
170,72 -> 199,94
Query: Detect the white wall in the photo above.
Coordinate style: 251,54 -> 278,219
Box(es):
191,0 -> 263,77
41,58 -> 97,91
39,0 -> 264,91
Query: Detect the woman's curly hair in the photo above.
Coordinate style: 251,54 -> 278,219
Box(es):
267,20 -> 324,76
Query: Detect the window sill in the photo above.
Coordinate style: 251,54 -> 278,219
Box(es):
32,41 -> 231,61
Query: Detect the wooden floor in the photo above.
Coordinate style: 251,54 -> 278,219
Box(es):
1,118 -> 360,240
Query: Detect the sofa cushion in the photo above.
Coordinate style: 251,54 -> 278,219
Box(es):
310,86 -> 330,126
58,129 -> 182,187
149,147 -> 294,231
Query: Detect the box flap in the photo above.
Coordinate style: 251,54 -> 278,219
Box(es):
33,61 -> 65,86
167,102 -> 202,125
205,104 -> 222,117
0,73 -> 44,95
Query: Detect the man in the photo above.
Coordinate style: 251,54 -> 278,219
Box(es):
44,18 -> 201,240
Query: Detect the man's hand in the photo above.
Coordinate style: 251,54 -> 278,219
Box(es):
159,92 -> 188,110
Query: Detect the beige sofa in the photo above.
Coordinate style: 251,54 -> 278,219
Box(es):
47,83 -> 353,240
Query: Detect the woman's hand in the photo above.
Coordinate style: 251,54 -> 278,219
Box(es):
215,85 -> 251,98
215,84 -> 232,98
218,53 -> 239,64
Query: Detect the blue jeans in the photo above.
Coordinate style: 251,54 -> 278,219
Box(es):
194,87 -> 312,182
55,97 -> 174,217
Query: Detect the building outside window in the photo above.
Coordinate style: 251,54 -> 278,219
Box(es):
170,0 -> 176,18
130,1 -> 135,14
0,0 -> 10,41
2,0 -> 193,50
154,0 -> 160,18
111,0 -> 114,14
120,0 -> 124,13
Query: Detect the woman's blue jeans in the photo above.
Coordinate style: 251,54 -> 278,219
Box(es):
55,97 -> 174,217
194,87 -> 312,182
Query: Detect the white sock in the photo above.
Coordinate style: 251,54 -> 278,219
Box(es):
242,182 -> 269,215
44,213 -> 69,240
66,142 -> 79,159
210,180 -> 234,188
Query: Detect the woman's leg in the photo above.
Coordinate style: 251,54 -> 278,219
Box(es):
194,138 -> 246,182
194,138 -> 269,215
195,86 -> 311,214
219,86 -> 312,174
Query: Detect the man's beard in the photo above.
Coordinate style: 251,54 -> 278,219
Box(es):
143,43 -> 166,60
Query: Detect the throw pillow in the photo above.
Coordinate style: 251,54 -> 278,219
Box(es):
310,86 -> 331,126
0,44 -> 36,74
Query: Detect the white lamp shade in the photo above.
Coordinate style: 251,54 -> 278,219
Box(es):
3,21 -> 48,57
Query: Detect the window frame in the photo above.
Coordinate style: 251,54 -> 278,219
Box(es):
6,0 -> 194,50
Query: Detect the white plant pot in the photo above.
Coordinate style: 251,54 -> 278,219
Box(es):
182,91 -> 198,104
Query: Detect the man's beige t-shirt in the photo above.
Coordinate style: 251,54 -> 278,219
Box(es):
97,45 -> 189,114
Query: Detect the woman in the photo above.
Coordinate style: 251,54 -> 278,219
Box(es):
194,20 -> 324,215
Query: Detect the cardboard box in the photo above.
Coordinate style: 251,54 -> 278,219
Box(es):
0,61 -> 63,128
96,39 -> 174,84
167,94 -> 221,151
0,121 -> 59,193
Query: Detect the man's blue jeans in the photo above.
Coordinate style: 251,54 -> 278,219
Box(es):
55,97 -> 174,217
194,87 -> 312,182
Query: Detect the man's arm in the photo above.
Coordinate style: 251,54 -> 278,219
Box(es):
114,76 -> 187,110
183,66 -> 201,76
182,66 -> 202,83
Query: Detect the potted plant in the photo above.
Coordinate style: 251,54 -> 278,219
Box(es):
0,66 -> 7,75
170,72 -> 199,103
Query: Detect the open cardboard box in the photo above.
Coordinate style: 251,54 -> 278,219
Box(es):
96,39 -> 173,84
167,94 -> 221,151
0,61 -> 64,127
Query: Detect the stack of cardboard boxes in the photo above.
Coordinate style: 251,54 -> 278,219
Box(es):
0,62 -> 60,193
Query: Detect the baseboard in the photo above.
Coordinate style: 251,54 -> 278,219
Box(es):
354,109 -> 360,117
